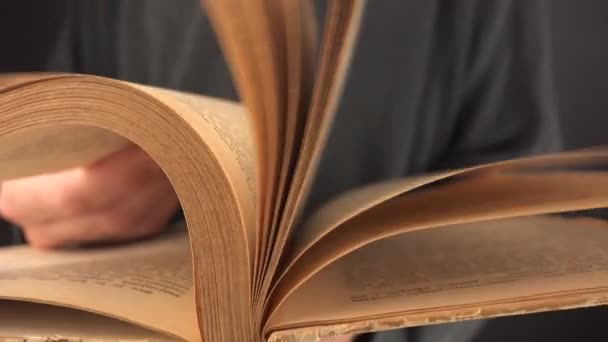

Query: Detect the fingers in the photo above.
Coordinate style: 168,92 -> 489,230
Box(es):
0,146 -> 162,225
0,146 -> 180,248
0,169 -> 93,224
24,192 -> 179,249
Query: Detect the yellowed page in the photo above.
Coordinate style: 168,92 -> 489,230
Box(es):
0,230 -> 198,341
0,74 -> 129,180
285,148 -> 608,269
0,75 -> 256,250
267,215 -> 608,339
270,0 -> 367,274
258,2 -> 367,321
202,0 -> 289,289
0,74 -> 254,342
286,172 -> 463,266
269,169 -> 608,323
265,153 -> 608,331
122,83 -> 256,341
131,85 -> 257,240
0,300 -> 174,341
262,0 -> 317,293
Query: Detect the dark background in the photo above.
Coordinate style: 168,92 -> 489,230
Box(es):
1,1 -> 606,149
1,1 -> 608,341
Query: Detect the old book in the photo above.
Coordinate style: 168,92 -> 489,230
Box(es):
2,0 -> 608,341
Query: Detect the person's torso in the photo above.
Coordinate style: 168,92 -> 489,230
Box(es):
47,0 -> 478,212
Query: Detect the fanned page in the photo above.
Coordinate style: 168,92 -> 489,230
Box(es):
202,0 -> 292,290
265,149 -> 608,339
202,1 -> 366,310
0,229 -> 197,341
264,0 -> 367,297
0,74 -> 257,341
269,215 -> 608,340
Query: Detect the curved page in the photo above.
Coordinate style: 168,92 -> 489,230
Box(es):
0,300 -> 173,341
0,230 -> 198,341
269,162 -> 608,324
0,74 -> 255,342
267,216 -> 608,339
285,149 -> 608,270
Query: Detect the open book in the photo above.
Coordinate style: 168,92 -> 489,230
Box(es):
2,1 -> 608,341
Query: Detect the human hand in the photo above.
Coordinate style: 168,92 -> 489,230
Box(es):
0,146 -> 179,249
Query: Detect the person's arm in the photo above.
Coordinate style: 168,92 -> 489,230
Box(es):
432,0 -> 561,170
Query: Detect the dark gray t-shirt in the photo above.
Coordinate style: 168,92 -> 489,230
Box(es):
40,0 -> 560,213
0,1 -> 560,341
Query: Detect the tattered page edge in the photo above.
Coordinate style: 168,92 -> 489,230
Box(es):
267,287 -> 608,342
